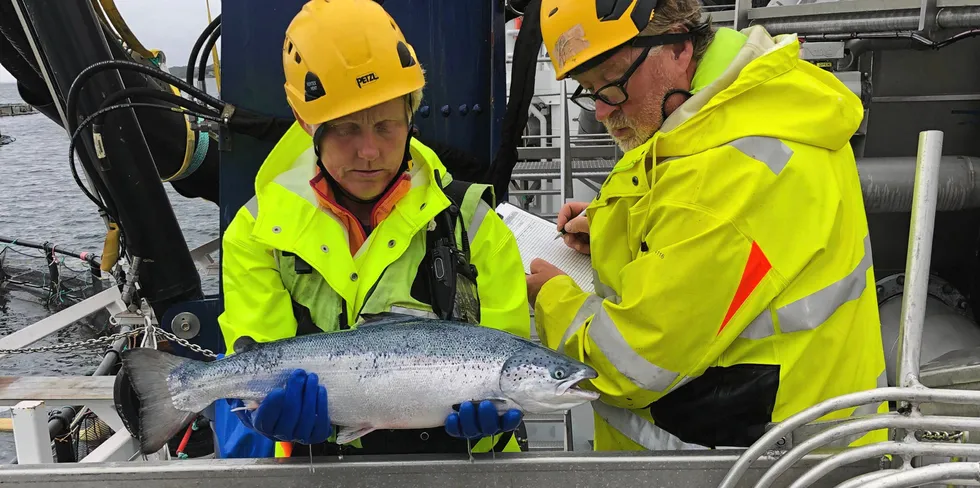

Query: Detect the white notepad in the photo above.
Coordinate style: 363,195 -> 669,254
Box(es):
496,202 -> 595,294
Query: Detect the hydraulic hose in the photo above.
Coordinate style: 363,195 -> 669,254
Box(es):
187,15 -> 221,87
94,87 -> 218,126
66,60 -> 225,128
67,101 -> 220,216
197,25 -> 221,94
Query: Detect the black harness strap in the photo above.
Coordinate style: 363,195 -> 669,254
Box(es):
485,0 -> 543,202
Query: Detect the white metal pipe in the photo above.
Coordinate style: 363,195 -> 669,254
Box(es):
860,462 -> 980,488
897,130 -> 944,388
12,401 -> 53,465
789,442 -> 980,488
718,387 -> 980,488
79,430 -> 141,463
834,470 -> 901,488
753,414 -> 980,488
527,104 -> 548,146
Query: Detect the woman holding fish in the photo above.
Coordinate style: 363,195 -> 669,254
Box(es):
211,0 -> 532,459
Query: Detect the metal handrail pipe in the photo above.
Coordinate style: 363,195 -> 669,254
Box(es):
937,6 -> 980,27
512,172 -> 610,179
754,6 -> 980,34
860,462 -> 980,488
897,130 -> 943,388
787,442 -> 980,488
754,414 -> 980,488
718,386 -> 980,488
833,469 -> 899,488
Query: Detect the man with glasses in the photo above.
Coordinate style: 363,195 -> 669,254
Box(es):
525,0 -> 887,451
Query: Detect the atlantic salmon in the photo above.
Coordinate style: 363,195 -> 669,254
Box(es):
121,313 -> 600,453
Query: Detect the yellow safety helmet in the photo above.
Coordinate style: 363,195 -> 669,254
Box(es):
540,0 -> 660,80
282,0 -> 425,125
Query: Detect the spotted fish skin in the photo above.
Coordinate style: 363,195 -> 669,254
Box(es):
121,314 -> 599,454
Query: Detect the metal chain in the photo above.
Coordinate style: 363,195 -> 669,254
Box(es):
150,326 -> 218,358
0,329 -> 144,355
920,430 -> 965,442
0,325 -> 218,358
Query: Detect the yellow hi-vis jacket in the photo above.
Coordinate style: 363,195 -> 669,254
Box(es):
217,122 -> 531,455
534,26 -> 887,451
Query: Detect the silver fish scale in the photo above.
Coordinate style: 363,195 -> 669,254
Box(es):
170,320 -> 535,430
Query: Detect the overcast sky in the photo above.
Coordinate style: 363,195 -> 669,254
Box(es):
1,0 -> 222,83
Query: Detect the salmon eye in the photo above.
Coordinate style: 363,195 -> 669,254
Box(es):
552,368 -> 566,380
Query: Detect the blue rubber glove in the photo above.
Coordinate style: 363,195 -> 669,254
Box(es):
445,400 -> 523,439
233,369 -> 333,445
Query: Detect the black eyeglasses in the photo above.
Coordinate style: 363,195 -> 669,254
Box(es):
569,44 -> 653,112
568,30 -> 699,112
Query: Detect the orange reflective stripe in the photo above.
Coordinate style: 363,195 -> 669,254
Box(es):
718,241 -> 771,334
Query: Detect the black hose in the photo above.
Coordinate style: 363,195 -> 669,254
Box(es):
62,60 -> 224,211
187,14 -> 222,87
68,101 -> 221,215
66,60 -> 225,135
197,25 -> 221,94
95,87 -> 219,126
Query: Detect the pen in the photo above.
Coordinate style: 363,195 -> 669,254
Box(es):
554,208 -> 587,240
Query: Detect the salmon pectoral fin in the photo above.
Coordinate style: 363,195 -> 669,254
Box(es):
335,426 -> 377,445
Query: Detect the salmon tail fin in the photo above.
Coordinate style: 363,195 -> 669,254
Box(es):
120,347 -> 203,454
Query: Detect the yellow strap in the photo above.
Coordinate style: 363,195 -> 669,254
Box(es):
161,83 -> 197,182
98,0 -> 154,58
205,0 -> 221,91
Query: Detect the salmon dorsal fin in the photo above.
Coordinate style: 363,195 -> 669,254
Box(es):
357,312 -> 420,327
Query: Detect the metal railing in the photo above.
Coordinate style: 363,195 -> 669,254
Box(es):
0,240 -> 223,465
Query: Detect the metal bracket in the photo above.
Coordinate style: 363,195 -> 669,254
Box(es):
108,311 -> 146,327
919,0 -> 938,32
171,312 -> 201,340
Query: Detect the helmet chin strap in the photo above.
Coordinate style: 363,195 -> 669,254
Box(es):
311,100 -> 416,206
660,88 -> 692,125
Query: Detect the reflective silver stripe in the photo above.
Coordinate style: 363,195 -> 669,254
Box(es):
244,196 -> 259,219
727,136 -> 794,175
592,268 -> 618,301
560,294 -> 604,348
778,236 -> 873,334
467,200 -> 492,246
877,371 -> 888,388
389,306 -> 439,319
588,307 -> 679,392
739,309 -> 775,340
592,401 -> 709,451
